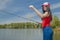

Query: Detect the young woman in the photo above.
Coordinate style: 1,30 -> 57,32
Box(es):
29,2 -> 53,40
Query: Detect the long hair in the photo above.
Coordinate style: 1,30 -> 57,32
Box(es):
42,6 -> 52,21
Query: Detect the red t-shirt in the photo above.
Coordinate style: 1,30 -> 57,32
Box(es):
42,16 -> 51,28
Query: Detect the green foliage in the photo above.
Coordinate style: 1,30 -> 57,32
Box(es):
51,15 -> 60,28
0,22 -> 41,29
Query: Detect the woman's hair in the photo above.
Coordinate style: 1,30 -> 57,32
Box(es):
42,6 -> 52,21
42,6 -> 50,13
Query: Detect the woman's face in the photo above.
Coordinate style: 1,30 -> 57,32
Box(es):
42,6 -> 47,11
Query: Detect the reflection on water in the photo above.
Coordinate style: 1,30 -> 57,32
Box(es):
0,29 -> 43,40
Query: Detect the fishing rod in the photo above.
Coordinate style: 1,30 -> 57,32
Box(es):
0,0 -> 41,24
0,10 -> 41,24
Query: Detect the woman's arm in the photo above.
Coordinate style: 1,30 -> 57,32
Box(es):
29,5 -> 49,18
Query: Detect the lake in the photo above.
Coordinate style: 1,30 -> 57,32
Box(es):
0,29 -> 43,40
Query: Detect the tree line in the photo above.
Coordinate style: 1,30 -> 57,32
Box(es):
0,22 -> 41,29
0,16 -> 60,29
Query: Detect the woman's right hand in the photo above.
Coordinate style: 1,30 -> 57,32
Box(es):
29,5 -> 35,9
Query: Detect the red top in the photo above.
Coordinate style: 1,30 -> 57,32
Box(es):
42,16 -> 51,28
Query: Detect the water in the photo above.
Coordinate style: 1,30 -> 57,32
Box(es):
0,29 -> 43,40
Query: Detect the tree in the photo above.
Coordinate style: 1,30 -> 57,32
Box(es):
51,16 -> 60,28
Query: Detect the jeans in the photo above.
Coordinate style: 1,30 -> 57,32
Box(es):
43,26 -> 53,40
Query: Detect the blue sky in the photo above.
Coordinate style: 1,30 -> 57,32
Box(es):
0,0 -> 60,24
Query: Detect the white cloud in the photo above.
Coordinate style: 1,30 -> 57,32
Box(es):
53,12 -> 60,19
23,13 -> 37,18
51,2 -> 60,9
0,0 -> 12,10
54,12 -> 60,15
7,7 -> 21,13
0,16 -> 32,24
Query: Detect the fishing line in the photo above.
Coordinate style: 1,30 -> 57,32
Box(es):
0,10 -> 41,24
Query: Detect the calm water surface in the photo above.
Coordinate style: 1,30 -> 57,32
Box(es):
0,29 -> 43,40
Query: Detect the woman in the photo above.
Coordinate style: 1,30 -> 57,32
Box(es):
29,2 -> 53,40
